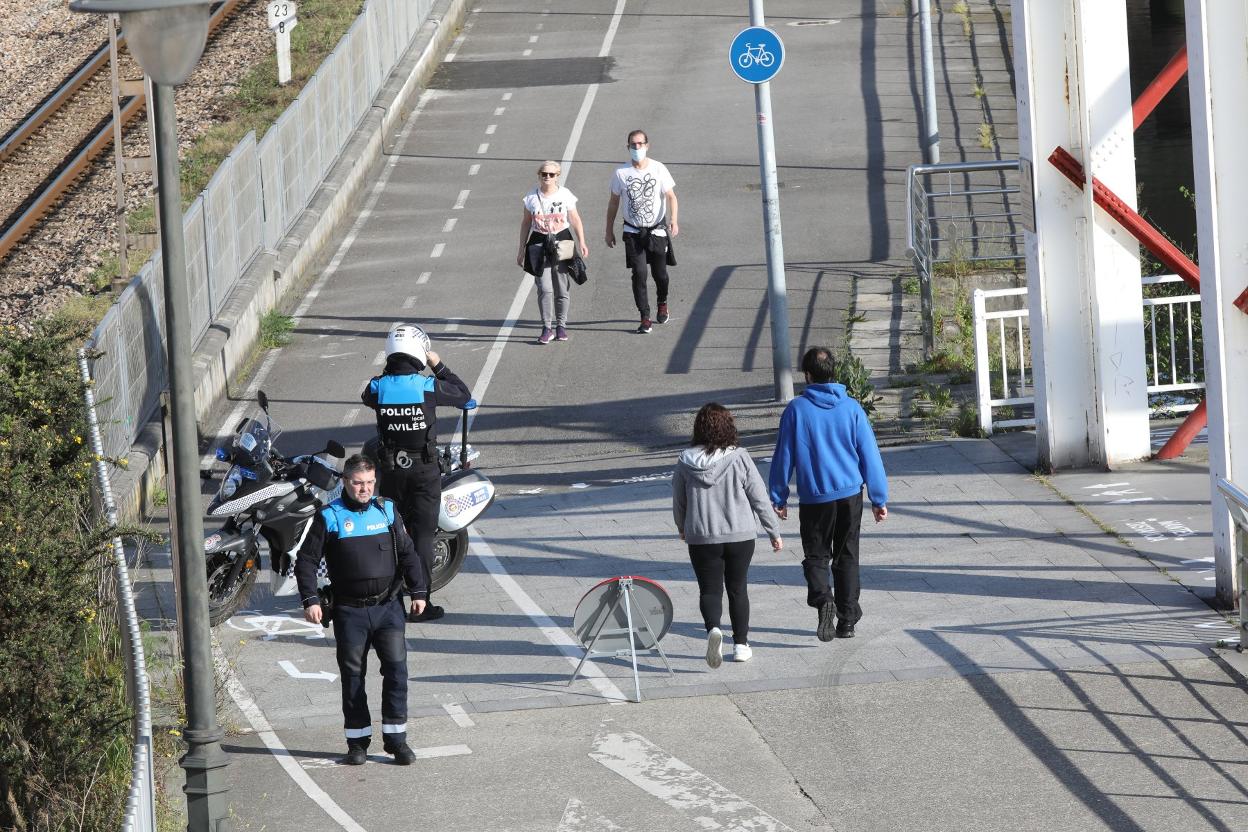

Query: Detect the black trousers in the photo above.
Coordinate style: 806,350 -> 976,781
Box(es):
334,599 -> 408,749
380,459 -> 440,593
687,539 -> 755,644
622,232 -> 669,319
798,492 -> 863,623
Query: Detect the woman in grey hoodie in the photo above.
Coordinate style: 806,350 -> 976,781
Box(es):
673,403 -> 783,668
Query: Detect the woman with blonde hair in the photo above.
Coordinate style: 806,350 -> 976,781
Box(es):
673,403 -> 782,668
517,160 -> 589,344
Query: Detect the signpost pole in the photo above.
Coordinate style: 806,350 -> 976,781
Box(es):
747,0 -> 793,402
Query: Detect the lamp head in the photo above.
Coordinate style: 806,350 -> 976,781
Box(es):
69,0 -> 211,85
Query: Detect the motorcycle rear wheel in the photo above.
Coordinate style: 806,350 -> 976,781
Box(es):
207,550 -> 258,626
431,529 -> 468,591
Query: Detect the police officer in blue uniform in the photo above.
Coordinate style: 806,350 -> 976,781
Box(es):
362,324 -> 471,621
297,454 -> 427,765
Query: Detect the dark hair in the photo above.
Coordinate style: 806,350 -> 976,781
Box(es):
342,454 -> 376,479
627,129 -> 649,145
691,403 -> 738,453
801,346 -> 836,383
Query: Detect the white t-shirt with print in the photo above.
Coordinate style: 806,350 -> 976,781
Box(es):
610,160 -> 675,234
523,187 -> 578,234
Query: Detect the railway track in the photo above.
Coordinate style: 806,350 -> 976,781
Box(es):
0,0 -> 246,266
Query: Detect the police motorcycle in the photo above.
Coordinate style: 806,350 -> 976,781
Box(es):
202,390 -> 346,626
362,324 -> 496,592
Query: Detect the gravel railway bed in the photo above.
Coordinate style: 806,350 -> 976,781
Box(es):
0,0 -> 272,328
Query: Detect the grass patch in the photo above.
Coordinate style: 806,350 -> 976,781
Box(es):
259,310 -> 296,349
972,83 -> 986,99
902,276 -> 920,296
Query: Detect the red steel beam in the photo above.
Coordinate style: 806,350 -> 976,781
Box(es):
1155,400 -> 1207,461
1048,145 -> 1199,290
1047,145 -> 1213,460
1133,46 -> 1188,131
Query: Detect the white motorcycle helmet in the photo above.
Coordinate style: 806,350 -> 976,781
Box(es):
385,324 -> 431,365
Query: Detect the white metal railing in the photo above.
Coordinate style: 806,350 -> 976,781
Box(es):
1215,478 -> 1248,653
973,287 -> 1033,434
78,348 -> 155,832
1142,274 -> 1203,410
972,276 -> 1204,434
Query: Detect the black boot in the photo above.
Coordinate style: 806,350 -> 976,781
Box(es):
339,743 -> 368,766
386,742 -> 417,765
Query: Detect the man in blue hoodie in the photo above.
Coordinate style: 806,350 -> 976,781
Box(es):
769,346 -> 888,641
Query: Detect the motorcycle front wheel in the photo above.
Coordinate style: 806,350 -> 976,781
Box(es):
206,549 -> 258,626
431,529 -> 468,591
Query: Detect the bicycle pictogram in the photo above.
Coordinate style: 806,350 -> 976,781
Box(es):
736,43 -> 775,69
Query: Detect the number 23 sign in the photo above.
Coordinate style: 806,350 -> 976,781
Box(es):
267,1 -> 298,33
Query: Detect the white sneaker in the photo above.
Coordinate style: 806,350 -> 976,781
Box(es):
732,643 -> 753,662
705,627 -> 723,669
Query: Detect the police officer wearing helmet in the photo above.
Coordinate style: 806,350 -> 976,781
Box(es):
297,454 -> 427,765
362,324 -> 471,621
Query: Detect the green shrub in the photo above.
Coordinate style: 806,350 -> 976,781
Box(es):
836,349 -> 882,416
0,317 -> 130,831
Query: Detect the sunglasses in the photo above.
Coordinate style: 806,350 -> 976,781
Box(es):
540,171 -> 560,178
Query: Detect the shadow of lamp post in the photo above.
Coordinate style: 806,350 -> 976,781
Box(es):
65,2 -> 231,830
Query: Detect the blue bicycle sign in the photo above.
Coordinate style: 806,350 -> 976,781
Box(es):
730,26 -> 784,84
737,43 -> 775,69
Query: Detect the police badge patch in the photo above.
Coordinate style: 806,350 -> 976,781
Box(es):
343,519 -> 354,533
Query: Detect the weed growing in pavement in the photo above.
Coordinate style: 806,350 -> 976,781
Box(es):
978,121 -> 996,150
259,310 -> 296,349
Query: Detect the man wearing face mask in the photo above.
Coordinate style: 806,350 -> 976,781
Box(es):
604,129 -> 680,334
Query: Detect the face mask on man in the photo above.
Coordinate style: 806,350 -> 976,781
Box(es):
630,146 -> 647,163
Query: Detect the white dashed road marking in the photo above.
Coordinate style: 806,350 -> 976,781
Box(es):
442,702 -> 476,728
454,189 -> 471,208
431,242 -> 446,258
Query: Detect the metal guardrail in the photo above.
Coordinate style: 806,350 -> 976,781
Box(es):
1215,478 -> 1248,653
78,348 -> 155,831
907,159 -> 1024,354
971,276 -> 1204,434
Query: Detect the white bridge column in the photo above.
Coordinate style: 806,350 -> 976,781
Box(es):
1013,0 -> 1150,470
1185,0 -> 1248,607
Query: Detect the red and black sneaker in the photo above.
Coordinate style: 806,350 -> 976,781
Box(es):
637,318 -> 653,334
656,303 -> 670,324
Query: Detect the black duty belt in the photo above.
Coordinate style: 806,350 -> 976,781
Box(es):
336,588 -> 397,608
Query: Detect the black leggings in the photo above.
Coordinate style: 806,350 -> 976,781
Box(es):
687,539 -> 755,644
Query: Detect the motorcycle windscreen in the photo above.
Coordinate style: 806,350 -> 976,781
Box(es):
438,471 -> 495,531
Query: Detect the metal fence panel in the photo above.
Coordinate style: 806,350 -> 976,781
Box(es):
89,304 -> 130,461
233,132 -> 264,272
258,128 -> 285,251
300,73 -> 325,187
365,1 -> 386,98
204,156 -> 239,316
345,20 -> 368,130
183,197 -> 211,340
277,110 -> 305,234
116,267 -> 167,459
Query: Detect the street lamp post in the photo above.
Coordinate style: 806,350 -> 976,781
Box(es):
66,3 -> 230,830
